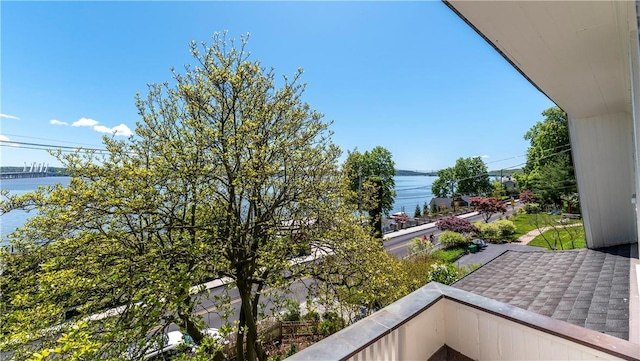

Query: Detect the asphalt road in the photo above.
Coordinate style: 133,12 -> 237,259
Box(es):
169,278 -> 315,331
182,205 -> 520,331
384,207 -> 519,258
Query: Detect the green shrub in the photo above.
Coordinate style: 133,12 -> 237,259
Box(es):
495,220 -> 516,237
282,299 -> 300,321
400,253 -> 437,290
302,309 -> 320,322
318,312 -> 345,336
408,237 -> 435,257
426,262 -> 460,285
285,343 -> 298,357
475,220 -> 515,241
524,202 -> 541,214
462,263 -> 483,274
438,231 -> 467,247
477,222 -> 500,240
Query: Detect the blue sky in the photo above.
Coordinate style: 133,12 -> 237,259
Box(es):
1,1 -> 554,172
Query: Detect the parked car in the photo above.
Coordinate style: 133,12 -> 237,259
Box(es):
203,327 -> 222,340
127,331 -> 195,360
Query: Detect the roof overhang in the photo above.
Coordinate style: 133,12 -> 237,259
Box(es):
444,1 -> 636,120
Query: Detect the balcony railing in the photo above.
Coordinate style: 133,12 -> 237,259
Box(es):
287,283 -> 639,360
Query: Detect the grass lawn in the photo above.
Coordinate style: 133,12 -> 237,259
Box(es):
528,226 -> 586,250
509,213 -> 542,239
509,213 -> 582,240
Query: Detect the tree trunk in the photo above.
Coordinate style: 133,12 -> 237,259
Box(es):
236,300 -> 246,361
237,279 -> 265,361
178,295 -> 205,344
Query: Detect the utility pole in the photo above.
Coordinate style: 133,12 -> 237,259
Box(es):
450,167 -> 455,198
358,164 -> 362,215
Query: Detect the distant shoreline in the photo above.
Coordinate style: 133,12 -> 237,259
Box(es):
395,170 -> 434,176
396,169 -> 522,177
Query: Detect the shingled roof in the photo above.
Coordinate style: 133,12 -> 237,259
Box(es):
453,245 -> 632,340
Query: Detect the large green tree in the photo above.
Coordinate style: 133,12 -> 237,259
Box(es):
526,154 -> 577,205
517,106 -> 577,206
431,167 -> 455,198
342,147 -> 396,237
523,106 -> 571,172
454,157 -> 492,196
0,34 -> 384,361
432,157 -> 491,198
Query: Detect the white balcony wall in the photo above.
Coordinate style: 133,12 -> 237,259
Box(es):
348,329 -> 398,361
399,300 -> 445,360
442,300 -> 624,361
287,284 -> 638,361
568,112 -> 636,248
337,299 -> 628,360
345,301 -> 445,361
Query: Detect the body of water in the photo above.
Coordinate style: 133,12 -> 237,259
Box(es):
0,175 -> 435,241
0,177 -> 72,241
391,175 -> 436,216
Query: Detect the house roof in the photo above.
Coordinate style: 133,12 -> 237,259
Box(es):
453,245 -> 633,340
430,196 -> 473,205
429,197 -> 452,206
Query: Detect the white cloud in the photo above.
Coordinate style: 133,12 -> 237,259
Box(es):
72,117 -> 99,127
50,119 -> 68,126
69,117 -> 132,137
93,123 -> 133,137
0,113 -> 20,120
111,124 -> 133,136
0,134 -> 19,147
93,125 -> 111,133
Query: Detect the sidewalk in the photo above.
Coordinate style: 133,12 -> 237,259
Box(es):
455,221 -> 570,268
517,223 -> 583,245
383,211 -> 479,241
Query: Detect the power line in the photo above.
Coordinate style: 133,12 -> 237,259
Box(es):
0,140 -> 108,152
409,143 -> 572,174
2,133 -> 103,148
451,147 -> 572,184
394,185 -> 432,191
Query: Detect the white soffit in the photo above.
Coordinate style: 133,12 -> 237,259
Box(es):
446,1 -> 634,119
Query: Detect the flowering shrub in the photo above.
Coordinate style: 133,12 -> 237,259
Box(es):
470,197 -> 507,223
426,262 -> 459,285
436,215 -> 479,234
437,230 -> 467,247
519,190 -> 535,204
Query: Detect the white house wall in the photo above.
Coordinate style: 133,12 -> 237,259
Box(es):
569,112 -> 636,248
446,0 -> 640,250
630,21 -> 640,247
